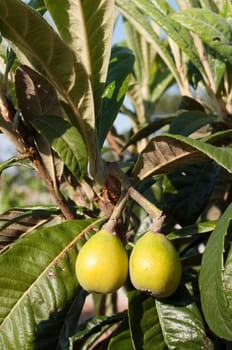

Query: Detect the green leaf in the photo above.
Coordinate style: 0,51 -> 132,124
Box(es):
172,9 -> 232,64
127,77 -> 146,125
0,156 -> 32,174
56,289 -> 88,350
44,0 -> 114,119
129,0 -> 203,73
28,0 -> 46,15
127,290 -> 166,349
224,243 -> 232,314
31,115 -> 88,179
161,160 -> 219,225
0,0 -> 104,182
156,282 -> 213,349
169,111 -> 216,136
123,19 -> 146,86
0,218 -> 104,349
69,311 -> 127,348
167,221 -> 216,240
116,0 -> 181,85
199,203 -> 232,340
108,330 -> 133,350
97,46 -> 135,148
132,132 -> 232,182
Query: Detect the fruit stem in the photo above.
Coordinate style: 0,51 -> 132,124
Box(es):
103,189 -> 129,234
106,162 -> 164,230
128,187 -> 161,218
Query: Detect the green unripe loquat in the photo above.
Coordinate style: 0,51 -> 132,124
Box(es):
75,229 -> 128,294
129,231 -> 182,298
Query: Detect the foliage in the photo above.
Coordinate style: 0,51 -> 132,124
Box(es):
0,0 -> 232,348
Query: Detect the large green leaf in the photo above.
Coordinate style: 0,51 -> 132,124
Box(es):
156,283 -> 213,349
0,218 -> 104,349
0,0 -> 105,182
132,132 -> 232,181
44,0 -> 114,120
31,115 -> 88,179
172,9 -> 232,64
127,290 -> 166,349
97,46 -> 135,148
199,203 -> 232,340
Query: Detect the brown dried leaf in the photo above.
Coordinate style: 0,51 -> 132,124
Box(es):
132,135 -> 208,181
0,208 -> 57,252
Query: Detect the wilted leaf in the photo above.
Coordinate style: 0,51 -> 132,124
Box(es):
15,65 -> 64,183
125,115 -> 175,148
15,65 -> 62,120
132,133 -> 232,182
0,207 -> 58,252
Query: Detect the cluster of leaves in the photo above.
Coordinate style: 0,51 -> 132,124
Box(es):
0,0 -> 232,349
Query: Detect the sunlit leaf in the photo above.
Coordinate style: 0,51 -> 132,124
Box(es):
0,0 -> 105,182
45,0 -> 114,119
116,0 -> 181,85
156,282 -> 213,349
129,0 -> 203,73
0,218 -> 104,349
172,9 -> 232,64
